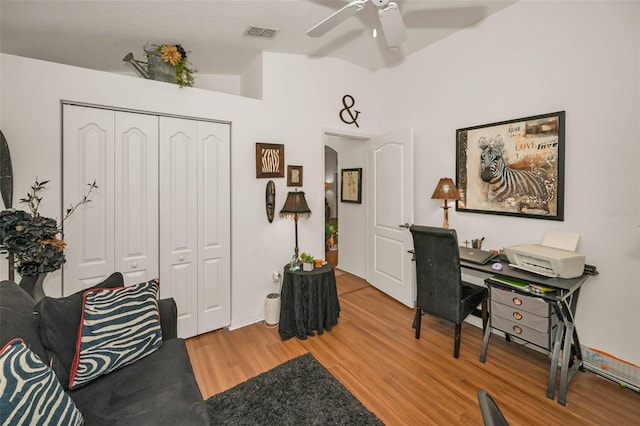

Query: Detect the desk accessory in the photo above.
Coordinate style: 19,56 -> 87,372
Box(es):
431,177 -> 460,229
280,190 -> 311,259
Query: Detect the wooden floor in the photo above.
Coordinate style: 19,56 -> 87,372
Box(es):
186,269 -> 639,425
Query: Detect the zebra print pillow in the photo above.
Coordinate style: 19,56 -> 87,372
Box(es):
0,338 -> 84,425
68,279 -> 163,390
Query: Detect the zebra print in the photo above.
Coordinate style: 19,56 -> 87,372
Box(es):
479,136 -> 550,207
1,338 -> 84,426
69,279 -> 162,390
261,148 -> 280,173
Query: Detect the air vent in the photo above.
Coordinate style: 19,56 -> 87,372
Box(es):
244,26 -> 279,39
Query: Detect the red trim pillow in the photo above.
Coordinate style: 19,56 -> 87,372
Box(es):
68,279 -> 163,390
33,272 -> 125,389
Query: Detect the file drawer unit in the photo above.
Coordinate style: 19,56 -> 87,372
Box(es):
469,261 -> 595,406
489,285 -> 558,350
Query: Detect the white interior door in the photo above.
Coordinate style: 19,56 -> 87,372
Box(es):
62,105 -> 115,295
367,128 -> 415,307
196,121 -> 230,333
159,117 -> 199,338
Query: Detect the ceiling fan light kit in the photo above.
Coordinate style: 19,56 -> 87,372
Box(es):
307,0 -> 408,49
378,2 -> 407,48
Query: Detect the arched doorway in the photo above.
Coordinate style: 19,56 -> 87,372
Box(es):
324,146 -> 338,266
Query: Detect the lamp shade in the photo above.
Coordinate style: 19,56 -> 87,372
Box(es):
431,178 -> 460,201
280,191 -> 311,219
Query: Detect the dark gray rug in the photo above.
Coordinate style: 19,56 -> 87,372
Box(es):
205,353 -> 384,425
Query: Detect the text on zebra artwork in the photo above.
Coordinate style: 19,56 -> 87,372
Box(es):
456,111 -> 565,221
256,143 -> 285,178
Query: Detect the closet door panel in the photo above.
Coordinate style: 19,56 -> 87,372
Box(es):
159,117 -> 199,338
114,112 -> 159,286
62,105 -> 115,295
197,121 -> 231,333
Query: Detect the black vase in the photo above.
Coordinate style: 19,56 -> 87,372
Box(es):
19,273 -> 47,301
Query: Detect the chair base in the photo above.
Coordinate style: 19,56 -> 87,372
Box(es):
414,299 -> 488,359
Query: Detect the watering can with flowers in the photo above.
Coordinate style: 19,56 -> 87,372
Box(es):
123,43 -> 196,87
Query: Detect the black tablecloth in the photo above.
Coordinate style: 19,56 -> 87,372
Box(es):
278,263 -> 340,341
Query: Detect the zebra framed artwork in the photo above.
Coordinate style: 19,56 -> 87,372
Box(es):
455,111 -> 565,220
256,143 -> 285,178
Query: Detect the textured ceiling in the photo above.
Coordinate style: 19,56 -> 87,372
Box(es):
0,0 -> 515,76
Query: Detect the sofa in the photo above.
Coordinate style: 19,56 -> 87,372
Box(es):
0,273 -> 210,425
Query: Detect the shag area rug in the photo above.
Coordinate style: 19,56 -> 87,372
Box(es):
205,353 -> 384,425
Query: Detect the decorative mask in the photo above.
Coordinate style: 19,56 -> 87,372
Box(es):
266,180 -> 276,223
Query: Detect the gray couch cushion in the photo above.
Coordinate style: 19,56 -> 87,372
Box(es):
0,281 -> 47,362
69,338 -> 210,425
34,272 -> 125,389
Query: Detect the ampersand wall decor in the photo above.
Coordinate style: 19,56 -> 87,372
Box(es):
339,94 -> 360,128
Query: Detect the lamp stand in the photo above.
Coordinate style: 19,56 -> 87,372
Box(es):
441,199 -> 450,229
293,215 -> 300,259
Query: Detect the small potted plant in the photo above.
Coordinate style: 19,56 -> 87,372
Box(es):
300,252 -> 315,272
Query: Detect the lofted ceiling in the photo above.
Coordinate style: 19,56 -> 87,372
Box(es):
0,0 -> 515,77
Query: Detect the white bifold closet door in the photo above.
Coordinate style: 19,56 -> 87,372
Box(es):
159,117 -> 230,338
63,105 -> 230,338
62,105 -> 159,294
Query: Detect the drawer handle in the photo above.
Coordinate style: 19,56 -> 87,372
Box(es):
512,297 -> 522,306
513,312 -> 522,320
178,255 -> 185,261
513,325 -> 523,334
131,262 -> 138,269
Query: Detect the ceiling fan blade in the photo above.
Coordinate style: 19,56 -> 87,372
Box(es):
306,0 -> 368,37
378,2 -> 407,48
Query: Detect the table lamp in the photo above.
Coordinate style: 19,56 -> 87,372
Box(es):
431,177 -> 460,229
280,190 -> 311,259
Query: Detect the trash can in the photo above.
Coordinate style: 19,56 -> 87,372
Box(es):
264,293 -> 281,325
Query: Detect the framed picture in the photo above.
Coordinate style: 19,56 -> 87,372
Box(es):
456,111 -> 565,220
287,165 -> 303,187
255,143 -> 285,178
341,168 -> 362,204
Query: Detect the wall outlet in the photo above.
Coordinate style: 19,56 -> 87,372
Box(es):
272,271 -> 281,282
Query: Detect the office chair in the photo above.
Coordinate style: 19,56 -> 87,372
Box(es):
409,225 -> 488,358
477,389 -> 509,426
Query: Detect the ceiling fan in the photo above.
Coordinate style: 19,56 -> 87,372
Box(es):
307,0 -> 408,49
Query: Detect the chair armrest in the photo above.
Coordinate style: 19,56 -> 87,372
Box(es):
158,298 -> 178,340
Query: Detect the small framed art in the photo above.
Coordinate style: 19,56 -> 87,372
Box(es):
287,165 -> 303,187
341,168 -> 362,204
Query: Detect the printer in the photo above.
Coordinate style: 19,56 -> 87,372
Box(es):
503,230 -> 585,279
504,244 -> 585,279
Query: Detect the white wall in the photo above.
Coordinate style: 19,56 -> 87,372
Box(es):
373,1 -> 640,364
0,51 -> 379,330
232,53 -> 379,326
325,134 -> 368,277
